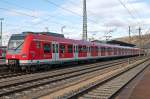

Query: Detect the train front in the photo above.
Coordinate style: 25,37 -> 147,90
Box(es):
6,33 -> 29,70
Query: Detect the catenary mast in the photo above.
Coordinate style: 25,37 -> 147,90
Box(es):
82,0 -> 87,41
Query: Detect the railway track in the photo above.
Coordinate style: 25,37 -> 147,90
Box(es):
74,59 -> 150,99
0,56 -> 143,99
41,57 -> 149,99
0,57 -> 137,80
0,58 -> 124,80
0,56 -> 141,79
0,72 -> 31,79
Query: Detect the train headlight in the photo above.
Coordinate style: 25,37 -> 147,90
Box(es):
22,54 -> 27,58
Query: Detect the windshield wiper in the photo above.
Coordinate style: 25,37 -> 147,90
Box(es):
14,42 -> 24,51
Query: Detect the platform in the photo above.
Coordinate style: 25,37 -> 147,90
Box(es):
115,64 -> 150,99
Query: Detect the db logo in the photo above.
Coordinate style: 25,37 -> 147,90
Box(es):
12,55 -> 15,58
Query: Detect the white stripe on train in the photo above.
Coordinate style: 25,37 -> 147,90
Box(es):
6,54 -> 133,65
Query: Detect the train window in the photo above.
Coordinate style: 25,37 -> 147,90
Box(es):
36,41 -> 40,48
78,46 -> 82,53
109,48 -> 112,52
88,47 -> 90,52
87,47 -> 90,52
83,46 -> 87,52
107,48 -> 109,52
101,47 -> 105,52
98,47 -> 100,52
95,46 -> 98,52
68,45 -> 73,53
43,43 -> 51,53
91,46 -> 93,52
60,44 -> 65,53
105,47 -> 107,52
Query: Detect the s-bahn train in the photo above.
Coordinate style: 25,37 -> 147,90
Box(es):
6,32 -> 141,71
0,46 -> 6,59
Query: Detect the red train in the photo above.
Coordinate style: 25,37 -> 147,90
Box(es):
6,32 -> 141,71
0,46 -> 6,59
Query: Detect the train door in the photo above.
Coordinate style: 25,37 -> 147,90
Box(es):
87,46 -> 91,58
73,44 -> 78,60
98,46 -> 101,56
52,42 -> 59,62
101,47 -> 105,56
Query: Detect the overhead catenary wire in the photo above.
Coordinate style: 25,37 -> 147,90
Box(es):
0,0 -> 116,34
0,0 -> 35,11
124,0 -> 147,36
67,0 -> 98,18
43,0 -> 98,24
0,7 -> 63,27
0,0 -> 81,30
117,0 -> 143,37
68,0 -> 136,35
1,0 -> 147,41
117,0 -> 142,25
0,7 -> 37,18
117,0 -> 136,19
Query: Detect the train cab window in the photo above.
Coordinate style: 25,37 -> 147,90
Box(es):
43,43 -> 51,53
60,44 -> 65,53
36,41 -> 40,48
68,45 -> 73,53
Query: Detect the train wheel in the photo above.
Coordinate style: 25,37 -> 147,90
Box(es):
8,65 -> 12,72
13,65 -> 17,72
25,67 -> 29,73
11,65 -> 16,72
46,65 -> 51,70
30,66 -> 37,72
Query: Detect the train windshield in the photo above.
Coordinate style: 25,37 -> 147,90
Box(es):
8,34 -> 25,53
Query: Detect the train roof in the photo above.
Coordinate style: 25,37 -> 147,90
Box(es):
92,40 -> 136,47
30,33 -> 138,49
22,32 -> 64,38
106,40 -> 136,47
9,34 -> 25,41
10,32 -> 139,50
0,46 -> 6,48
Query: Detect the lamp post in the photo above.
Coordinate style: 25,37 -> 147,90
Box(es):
0,18 -> 4,46
45,27 -> 49,32
61,26 -> 66,34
